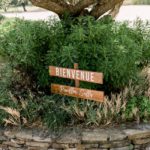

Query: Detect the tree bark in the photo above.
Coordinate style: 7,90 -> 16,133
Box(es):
4,7 -> 7,12
29,0 -> 124,19
30,0 -> 69,16
90,0 -> 124,19
72,0 -> 96,16
22,3 -> 27,12
109,1 -> 123,18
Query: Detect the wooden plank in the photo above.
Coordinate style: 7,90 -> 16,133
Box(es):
51,84 -> 104,102
74,63 -> 80,88
49,66 -> 103,84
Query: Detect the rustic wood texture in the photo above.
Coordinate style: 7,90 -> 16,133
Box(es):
74,63 -> 80,88
51,84 -> 104,102
49,66 -> 103,84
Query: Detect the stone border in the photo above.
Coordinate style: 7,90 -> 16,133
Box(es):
1,124 -> 150,150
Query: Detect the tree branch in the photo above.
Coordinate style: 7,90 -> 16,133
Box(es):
72,0 -> 97,15
29,0 -> 124,19
30,0 -> 69,16
51,0 -> 70,8
109,1 -> 123,18
90,0 -> 124,19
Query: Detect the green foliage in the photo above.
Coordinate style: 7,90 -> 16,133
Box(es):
132,0 -> 150,4
133,20 -> 150,66
127,0 -> 150,4
11,0 -> 28,6
125,96 -> 150,122
0,17 -> 150,128
0,14 -> 5,21
0,64 -> 15,124
41,95 -> 70,129
0,0 -> 11,11
0,19 -> 52,87
0,18 -> 150,94
0,0 -> 28,11
0,63 -> 150,128
0,64 -> 69,128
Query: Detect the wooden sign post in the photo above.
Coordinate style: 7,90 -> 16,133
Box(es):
74,63 -> 79,101
49,64 -> 104,102
74,63 -> 79,88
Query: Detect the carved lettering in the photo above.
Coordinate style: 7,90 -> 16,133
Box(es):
51,84 -> 104,102
49,66 -> 103,84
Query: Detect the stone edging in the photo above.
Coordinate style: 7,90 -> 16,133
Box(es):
1,124 -> 150,150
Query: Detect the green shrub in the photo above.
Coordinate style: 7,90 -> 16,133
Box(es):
0,17 -> 150,94
0,18 -> 52,87
125,96 -> 150,122
0,65 -> 70,128
0,17 -> 150,129
47,18 -> 150,94
132,0 -> 150,4
0,14 -> 5,21
0,63 -> 150,128
134,20 -> 150,66
0,64 -> 15,124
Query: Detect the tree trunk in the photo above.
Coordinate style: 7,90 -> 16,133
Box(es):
29,0 -> 124,19
4,7 -> 7,12
22,3 -> 27,12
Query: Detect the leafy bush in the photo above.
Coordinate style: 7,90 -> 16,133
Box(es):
0,17 -> 150,128
126,0 -> 150,4
0,64 -> 16,124
0,0 -> 12,12
0,64 -> 69,128
0,66 -> 149,128
0,14 -> 5,21
0,18 -> 52,87
47,18 -> 150,93
125,96 -> 150,122
0,17 -> 150,94
132,0 -> 150,4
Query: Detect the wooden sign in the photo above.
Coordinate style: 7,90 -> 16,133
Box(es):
49,64 -> 104,102
49,66 -> 103,84
51,84 -> 104,102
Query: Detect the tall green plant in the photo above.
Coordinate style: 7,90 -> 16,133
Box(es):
0,18 -> 150,94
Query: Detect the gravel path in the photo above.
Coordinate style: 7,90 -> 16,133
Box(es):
1,5 -> 150,22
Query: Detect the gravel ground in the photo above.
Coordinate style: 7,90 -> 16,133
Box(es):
1,5 -> 150,22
